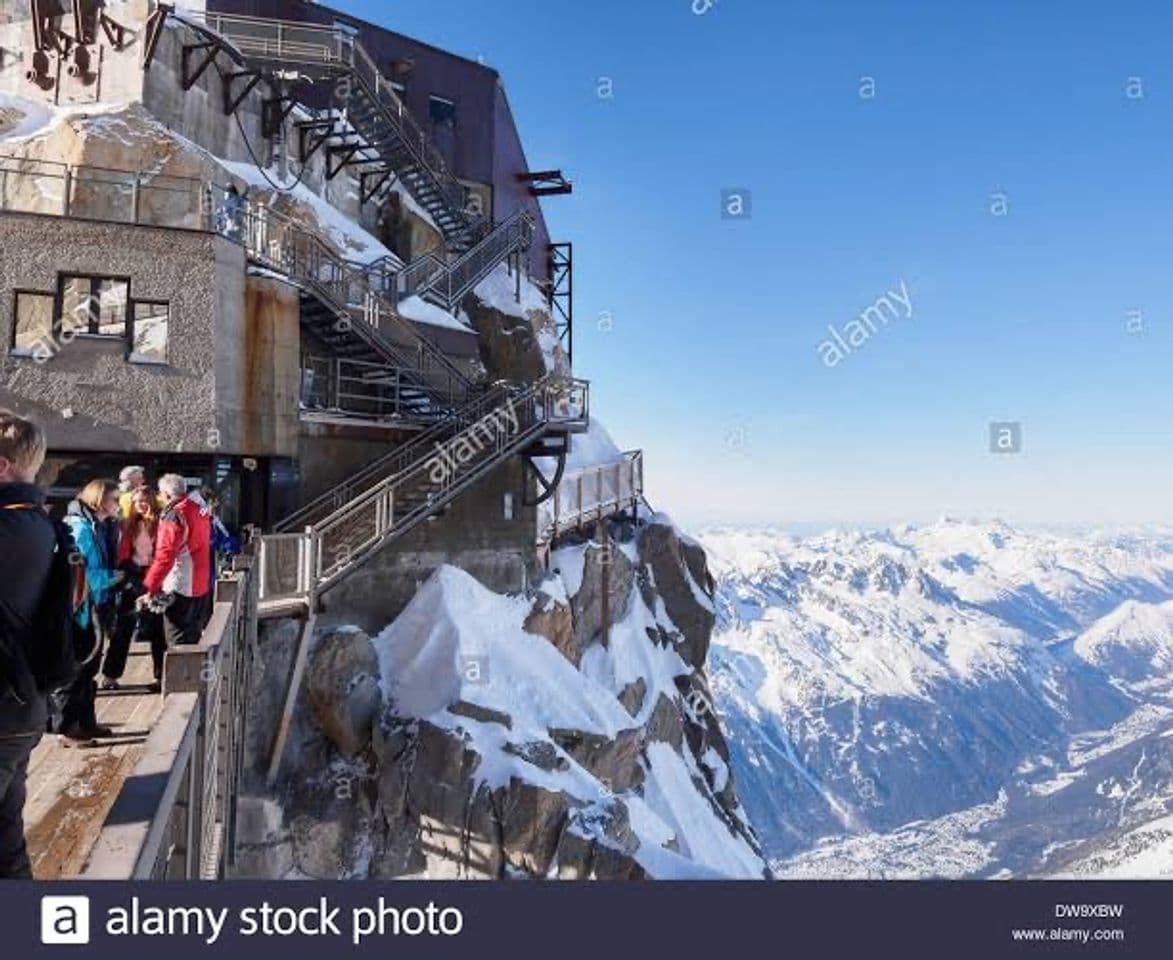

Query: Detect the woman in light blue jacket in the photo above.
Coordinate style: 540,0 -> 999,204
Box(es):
60,479 -> 124,744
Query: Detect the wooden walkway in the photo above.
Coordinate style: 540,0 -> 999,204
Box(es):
23,641 -> 163,879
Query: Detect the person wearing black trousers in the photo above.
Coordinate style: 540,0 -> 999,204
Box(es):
100,487 -> 165,693
60,480 -> 124,745
0,411 -> 72,878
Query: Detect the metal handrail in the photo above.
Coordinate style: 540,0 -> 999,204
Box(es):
275,378 -> 520,532
428,212 -> 535,309
83,558 -> 258,880
259,376 -> 590,603
397,211 -> 534,308
540,450 -> 644,545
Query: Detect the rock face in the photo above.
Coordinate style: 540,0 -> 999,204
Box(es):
637,520 -> 716,670
304,627 -> 382,758
242,517 -> 769,880
464,283 -> 569,383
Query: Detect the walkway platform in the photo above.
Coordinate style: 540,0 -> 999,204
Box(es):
23,641 -> 162,879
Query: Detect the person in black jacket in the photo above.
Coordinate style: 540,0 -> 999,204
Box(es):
0,411 -> 61,878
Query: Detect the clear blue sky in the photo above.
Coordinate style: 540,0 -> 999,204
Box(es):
338,0 -> 1173,528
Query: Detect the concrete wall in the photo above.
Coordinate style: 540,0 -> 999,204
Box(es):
318,456 -> 540,632
216,274 -> 301,458
142,14 -> 266,168
0,211 -> 300,459
0,212 -> 227,453
295,421 -> 419,508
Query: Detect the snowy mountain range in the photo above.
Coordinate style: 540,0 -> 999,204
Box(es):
696,520 -> 1173,878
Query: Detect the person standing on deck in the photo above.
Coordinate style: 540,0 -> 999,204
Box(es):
143,475 -> 212,647
0,412 -> 76,878
61,480 -> 124,745
101,488 -> 164,693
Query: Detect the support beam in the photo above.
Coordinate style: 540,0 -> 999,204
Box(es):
29,0 -> 47,51
524,450 -> 566,507
141,6 -> 169,71
71,0 -> 86,46
267,608 -> 316,785
297,117 -> 338,165
262,95 -> 297,139
518,169 -> 573,197
360,167 -> 394,205
223,70 -> 262,116
100,12 -> 134,51
549,242 -> 573,369
181,42 -> 219,91
326,141 -> 365,180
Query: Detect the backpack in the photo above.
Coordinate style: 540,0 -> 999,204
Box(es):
0,505 -> 79,698
36,516 -> 82,691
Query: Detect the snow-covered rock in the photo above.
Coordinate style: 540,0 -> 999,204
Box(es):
249,518 -> 768,879
465,263 -> 569,380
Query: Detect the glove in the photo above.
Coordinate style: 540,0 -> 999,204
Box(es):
137,592 -> 175,614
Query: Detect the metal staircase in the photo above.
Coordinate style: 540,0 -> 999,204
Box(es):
193,11 -> 484,250
223,190 -> 476,416
399,210 -> 535,310
258,375 -> 590,617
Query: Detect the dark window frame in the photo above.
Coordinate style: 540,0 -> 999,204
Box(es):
8,274 -> 171,365
56,272 -> 133,339
428,94 -> 457,125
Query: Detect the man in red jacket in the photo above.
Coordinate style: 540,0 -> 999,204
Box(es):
144,474 -> 212,647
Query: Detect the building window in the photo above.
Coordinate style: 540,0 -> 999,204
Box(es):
11,290 -> 55,357
59,274 -> 130,337
131,301 -> 169,364
429,95 -> 456,124
9,276 -> 170,364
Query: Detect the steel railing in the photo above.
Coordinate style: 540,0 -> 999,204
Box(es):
300,354 -> 423,422
539,451 -> 645,545
83,556 -> 258,880
277,377 -> 526,532
259,376 -> 590,606
406,211 -> 535,310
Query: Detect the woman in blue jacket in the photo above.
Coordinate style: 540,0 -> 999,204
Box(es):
60,479 -> 124,744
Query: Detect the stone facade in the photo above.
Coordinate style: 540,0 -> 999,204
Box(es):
0,211 -> 301,457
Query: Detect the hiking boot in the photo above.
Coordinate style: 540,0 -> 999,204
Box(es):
59,724 -> 96,748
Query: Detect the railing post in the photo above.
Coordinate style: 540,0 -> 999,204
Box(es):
187,700 -> 205,879
300,529 -> 314,596
62,165 -> 72,216
131,174 -> 141,224
257,538 -> 268,601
